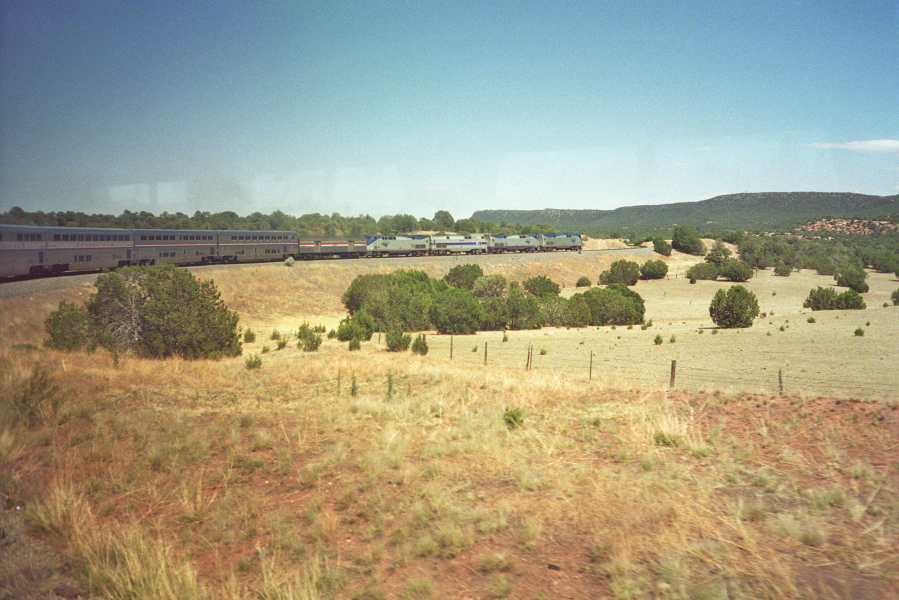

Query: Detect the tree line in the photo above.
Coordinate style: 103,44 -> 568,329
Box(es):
0,207 -> 556,237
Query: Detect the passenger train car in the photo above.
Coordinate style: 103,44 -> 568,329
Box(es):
0,224 -> 582,279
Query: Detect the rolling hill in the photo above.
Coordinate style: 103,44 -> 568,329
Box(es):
472,192 -> 899,236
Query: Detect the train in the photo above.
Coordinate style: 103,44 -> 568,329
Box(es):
0,224 -> 582,279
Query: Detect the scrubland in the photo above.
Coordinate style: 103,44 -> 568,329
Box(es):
1,249 -> 897,599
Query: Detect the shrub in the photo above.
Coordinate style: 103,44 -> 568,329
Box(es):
411,334 -> 428,355
893,288 -> 899,306
505,288 -> 544,330
522,275 -> 561,298
836,289 -> 866,310
336,309 -> 375,342
599,260 -> 640,286
503,408 -> 524,429
671,226 -> 705,255
854,327 -> 864,337
243,329 -> 256,343
640,260 -> 668,280
276,338 -> 288,350
429,288 -> 483,334
284,256 -> 295,266
472,274 -> 508,298
575,276 -> 591,287
719,260 -> 754,282
44,301 -> 91,351
348,337 -> 361,351
579,285 -> 645,325
803,287 -> 866,311
652,237 -> 672,256
704,242 -> 732,267
773,262 -> 792,277
444,264 -> 484,290
686,262 -> 720,281
245,354 -> 262,369
835,266 -> 869,293
385,324 -> 411,352
709,285 -> 760,328
654,334 -> 663,345
297,322 -> 323,351
45,265 -> 241,359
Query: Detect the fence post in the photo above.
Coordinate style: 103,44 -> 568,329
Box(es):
589,351 -> 593,381
778,369 -> 784,396
669,360 -> 677,388
450,336 -> 453,359
484,342 -> 488,365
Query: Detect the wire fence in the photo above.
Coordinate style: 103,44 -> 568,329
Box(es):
408,334 -> 898,402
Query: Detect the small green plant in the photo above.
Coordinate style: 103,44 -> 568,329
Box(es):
539,348 -> 547,355
669,335 -> 676,343
472,345 -> 478,352
349,337 -> 361,351
502,330 -> 508,342
245,354 -> 262,369
503,408 -> 524,429
854,327 -> 864,337
243,329 -> 256,343
261,345 -> 270,353
351,373 -> 358,396
654,334 -> 663,345
276,338 -> 288,350
284,256 -> 295,266
411,334 -> 428,355
270,330 -> 281,340
807,316 -> 816,323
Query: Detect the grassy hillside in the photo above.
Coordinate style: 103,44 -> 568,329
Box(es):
1,256 -> 897,599
473,192 -> 899,237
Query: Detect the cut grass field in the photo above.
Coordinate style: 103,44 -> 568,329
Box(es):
1,248 -> 897,599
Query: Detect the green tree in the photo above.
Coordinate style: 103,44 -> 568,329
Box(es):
671,226 -> 706,256
891,288 -> 899,306
599,260 -> 641,286
640,260 -> 668,280
719,259 -> 754,282
652,238 -> 672,256
704,241 -> 732,267
575,276 -> 591,287
686,263 -> 720,281
773,262 -> 792,276
506,288 -> 543,330
44,301 -> 91,351
522,275 -> 561,298
46,264 -> 241,359
433,210 -> 455,232
444,264 -> 484,290
709,285 -> 759,328
834,266 -> 869,293
429,288 -> 484,335
472,275 -> 508,298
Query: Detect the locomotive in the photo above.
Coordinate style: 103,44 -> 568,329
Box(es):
0,224 -> 582,279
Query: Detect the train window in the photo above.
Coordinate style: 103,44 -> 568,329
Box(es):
16,233 -> 22,241
140,235 -> 146,240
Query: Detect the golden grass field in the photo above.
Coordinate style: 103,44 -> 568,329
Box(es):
1,248 -> 897,599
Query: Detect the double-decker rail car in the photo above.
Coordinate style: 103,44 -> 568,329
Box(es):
132,229 -> 218,265
430,234 -> 490,255
489,234 -> 541,253
0,224 -> 135,277
216,230 -> 298,263
366,235 -> 430,257
297,236 -> 368,259
540,233 -> 583,251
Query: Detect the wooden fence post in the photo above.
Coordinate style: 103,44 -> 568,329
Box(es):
669,360 -> 677,388
450,336 -> 453,359
484,342 -> 488,365
778,369 -> 784,396
589,351 -> 593,381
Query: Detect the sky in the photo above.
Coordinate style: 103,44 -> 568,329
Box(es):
1,0 -> 897,220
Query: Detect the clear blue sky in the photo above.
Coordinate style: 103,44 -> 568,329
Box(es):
1,0 -> 897,220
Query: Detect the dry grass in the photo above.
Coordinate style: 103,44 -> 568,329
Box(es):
1,253 -> 898,599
